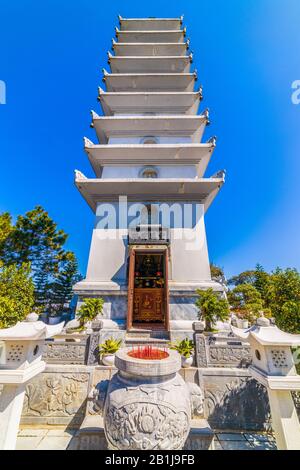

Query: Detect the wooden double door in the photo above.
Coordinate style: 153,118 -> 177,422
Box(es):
127,247 -> 169,330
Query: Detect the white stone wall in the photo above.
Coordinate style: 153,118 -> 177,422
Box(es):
85,201 -> 211,285
101,165 -> 196,178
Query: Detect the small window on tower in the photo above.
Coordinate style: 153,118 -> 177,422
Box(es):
140,166 -> 158,178
141,136 -> 158,145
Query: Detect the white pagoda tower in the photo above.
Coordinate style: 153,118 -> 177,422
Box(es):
74,16 -> 225,339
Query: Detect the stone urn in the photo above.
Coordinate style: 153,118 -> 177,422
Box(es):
103,347 -> 192,450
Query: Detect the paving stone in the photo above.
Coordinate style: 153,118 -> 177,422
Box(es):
244,433 -> 275,443
67,437 -> 80,450
47,428 -> 77,437
212,439 -> 223,450
217,433 -> 247,441
250,440 -> 277,450
218,440 -> 253,450
35,436 -> 72,450
16,437 -> 44,450
18,428 -> 48,437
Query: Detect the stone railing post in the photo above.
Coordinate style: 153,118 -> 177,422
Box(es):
0,314 -> 64,449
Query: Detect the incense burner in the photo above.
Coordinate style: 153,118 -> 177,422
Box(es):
102,347 -> 202,450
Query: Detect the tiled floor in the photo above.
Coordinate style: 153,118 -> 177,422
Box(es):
214,432 -> 277,450
16,428 -> 277,450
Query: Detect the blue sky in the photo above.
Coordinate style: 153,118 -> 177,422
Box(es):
0,0 -> 300,278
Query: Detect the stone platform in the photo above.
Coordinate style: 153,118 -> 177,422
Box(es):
16,426 -> 277,451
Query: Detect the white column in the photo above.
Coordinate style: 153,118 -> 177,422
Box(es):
267,389 -> 300,450
0,384 -> 26,450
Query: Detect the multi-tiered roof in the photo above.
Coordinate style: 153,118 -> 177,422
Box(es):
75,15 -> 225,213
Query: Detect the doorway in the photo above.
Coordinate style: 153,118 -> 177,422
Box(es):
127,247 -> 169,330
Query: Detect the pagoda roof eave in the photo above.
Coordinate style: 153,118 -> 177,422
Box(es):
108,55 -> 192,73
98,90 -> 201,116
232,325 -> 300,347
112,42 -> 188,57
74,175 -> 224,213
84,141 -> 215,178
116,30 -> 186,44
103,72 -> 196,92
118,17 -> 184,32
91,113 -> 209,144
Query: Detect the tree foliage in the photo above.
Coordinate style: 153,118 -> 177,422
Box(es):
0,263 -> 35,328
227,283 -> 264,323
267,268 -> 300,333
228,270 -> 256,287
195,288 -> 230,331
0,206 -> 80,322
228,265 -> 300,333
0,212 -> 13,264
210,263 -> 226,283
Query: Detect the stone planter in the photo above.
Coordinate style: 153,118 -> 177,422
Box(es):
181,355 -> 193,368
102,354 -> 115,367
48,316 -> 62,325
236,318 -> 249,329
103,347 -> 192,450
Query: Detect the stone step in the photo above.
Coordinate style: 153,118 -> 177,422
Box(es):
126,329 -> 170,340
126,329 -> 152,339
125,337 -> 170,347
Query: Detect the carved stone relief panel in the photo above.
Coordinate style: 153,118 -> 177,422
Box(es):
21,371 -> 90,426
201,371 -> 271,431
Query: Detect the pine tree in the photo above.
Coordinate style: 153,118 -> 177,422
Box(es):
49,252 -> 81,314
0,206 -> 81,314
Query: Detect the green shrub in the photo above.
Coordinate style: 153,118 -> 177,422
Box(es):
99,337 -> 122,356
78,297 -> 104,327
195,288 -> 230,331
169,338 -> 194,358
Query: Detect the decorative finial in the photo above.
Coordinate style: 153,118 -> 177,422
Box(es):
186,38 -> 190,49
107,51 -> 112,64
90,109 -> 99,127
118,14 -> 122,24
180,14 -> 184,24
203,108 -> 210,124
198,84 -> 203,99
183,26 -> 187,36
115,27 -> 119,36
193,69 -> 198,81
189,52 -> 193,63
211,169 -> 226,180
102,68 -> 108,83
208,136 -> 217,147
83,137 -> 93,148
112,38 -> 116,48
75,169 -> 87,181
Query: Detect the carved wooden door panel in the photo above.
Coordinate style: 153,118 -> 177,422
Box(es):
133,288 -> 164,323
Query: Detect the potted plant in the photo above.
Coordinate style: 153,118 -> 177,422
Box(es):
169,338 -> 194,368
235,314 -> 250,329
77,297 -> 104,331
99,337 -> 122,366
195,288 -> 230,333
48,306 -> 63,325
